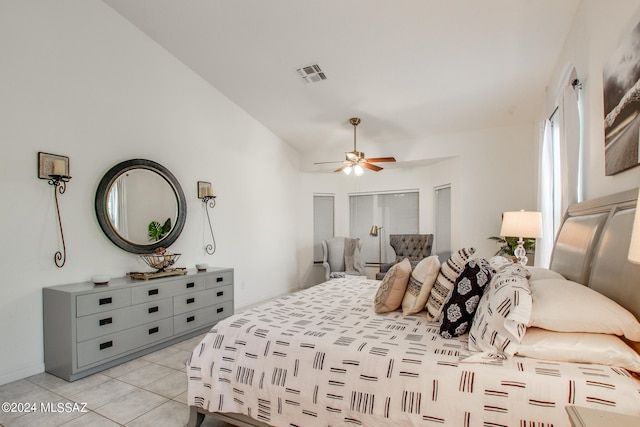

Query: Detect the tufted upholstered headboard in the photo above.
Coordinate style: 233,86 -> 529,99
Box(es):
549,188 -> 640,320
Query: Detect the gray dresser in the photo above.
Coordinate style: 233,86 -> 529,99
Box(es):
43,267 -> 233,381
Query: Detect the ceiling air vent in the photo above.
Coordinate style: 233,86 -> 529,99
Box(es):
295,63 -> 327,84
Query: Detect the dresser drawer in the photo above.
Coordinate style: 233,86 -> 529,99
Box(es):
76,288 -> 131,317
77,317 -> 173,368
205,271 -> 233,288
173,300 -> 233,335
76,298 -> 173,342
131,277 -> 205,304
173,285 -> 233,315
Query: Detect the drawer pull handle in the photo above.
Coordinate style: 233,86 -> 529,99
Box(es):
217,307 -> 224,313
187,297 -> 195,304
217,291 -> 224,297
186,282 -> 195,288
216,277 -> 223,282
148,327 -> 159,335
148,289 -> 159,296
187,316 -> 195,323
99,341 -> 113,350
99,317 -> 113,326
148,306 -> 159,314
99,297 -> 112,305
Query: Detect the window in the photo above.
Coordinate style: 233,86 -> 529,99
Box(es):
539,69 -> 582,266
108,175 -> 128,237
349,191 -> 419,263
313,194 -> 334,262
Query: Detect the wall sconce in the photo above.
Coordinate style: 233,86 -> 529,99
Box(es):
197,181 -> 217,255
38,152 -> 72,268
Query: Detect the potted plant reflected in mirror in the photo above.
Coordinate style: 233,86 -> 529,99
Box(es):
488,236 -> 536,263
148,218 -> 171,241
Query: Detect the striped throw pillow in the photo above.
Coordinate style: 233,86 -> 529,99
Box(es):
425,247 -> 476,321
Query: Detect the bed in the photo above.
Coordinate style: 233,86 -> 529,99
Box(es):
186,189 -> 640,427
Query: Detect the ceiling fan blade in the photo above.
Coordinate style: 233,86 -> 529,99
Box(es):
365,157 -> 396,163
334,164 -> 350,173
314,160 -> 344,165
362,162 -> 383,172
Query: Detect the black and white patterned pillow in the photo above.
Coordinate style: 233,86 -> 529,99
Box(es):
468,264 -> 532,356
439,258 -> 494,338
425,247 -> 476,321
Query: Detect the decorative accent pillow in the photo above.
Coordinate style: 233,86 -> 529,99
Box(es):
425,248 -> 476,321
468,264 -> 532,356
401,256 -> 440,315
439,258 -> 494,338
528,278 -> 640,341
488,255 -> 514,272
374,259 -> 412,313
517,328 -> 640,373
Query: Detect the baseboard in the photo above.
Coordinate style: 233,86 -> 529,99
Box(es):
0,363 -> 44,387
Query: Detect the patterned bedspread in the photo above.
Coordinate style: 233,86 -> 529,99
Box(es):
187,277 -> 640,427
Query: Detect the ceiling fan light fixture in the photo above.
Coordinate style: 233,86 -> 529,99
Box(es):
314,117 -> 396,175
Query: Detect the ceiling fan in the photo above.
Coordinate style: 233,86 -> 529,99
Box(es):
315,118 -> 396,175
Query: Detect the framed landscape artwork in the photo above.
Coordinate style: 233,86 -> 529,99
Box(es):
602,18 -> 640,175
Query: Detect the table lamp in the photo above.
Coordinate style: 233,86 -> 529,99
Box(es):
500,210 -> 543,266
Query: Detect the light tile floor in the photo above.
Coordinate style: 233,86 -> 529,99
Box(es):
0,333 -> 234,427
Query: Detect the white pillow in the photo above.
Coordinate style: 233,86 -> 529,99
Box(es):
517,328 -> 640,373
468,264 -> 532,356
529,278 -> 640,341
401,256 -> 440,315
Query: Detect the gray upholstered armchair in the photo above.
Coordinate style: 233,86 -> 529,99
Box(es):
322,237 -> 365,281
375,234 -> 434,280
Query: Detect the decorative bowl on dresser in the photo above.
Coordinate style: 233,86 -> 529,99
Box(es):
43,267 -> 233,381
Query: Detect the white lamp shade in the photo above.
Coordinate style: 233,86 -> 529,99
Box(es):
500,211 -> 543,238
629,191 -> 640,264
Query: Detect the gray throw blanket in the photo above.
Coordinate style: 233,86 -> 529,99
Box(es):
344,237 -> 365,276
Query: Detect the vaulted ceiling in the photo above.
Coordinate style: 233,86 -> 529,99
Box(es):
103,0 -> 580,170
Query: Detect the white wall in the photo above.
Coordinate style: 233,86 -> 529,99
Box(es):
0,1 -> 300,385
297,124 -> 538,287
544,0 -> 640,197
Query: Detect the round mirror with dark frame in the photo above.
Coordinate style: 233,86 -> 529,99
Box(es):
95,159 -> 187,254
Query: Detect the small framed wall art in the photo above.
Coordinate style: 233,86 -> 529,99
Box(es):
602,18 -> 640,175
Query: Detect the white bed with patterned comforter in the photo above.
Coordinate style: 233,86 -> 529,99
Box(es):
187,277 -> 640,427
187,189 -> 640,427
